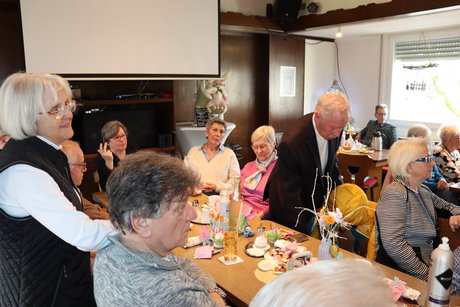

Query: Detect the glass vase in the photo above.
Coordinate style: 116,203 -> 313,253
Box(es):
318,238 -> 333,260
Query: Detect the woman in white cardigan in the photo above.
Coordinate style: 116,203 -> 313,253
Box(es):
184,117 -> 240,195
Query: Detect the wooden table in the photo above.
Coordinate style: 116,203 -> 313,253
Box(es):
337,148 -> 389,201
174,206 -> 447,306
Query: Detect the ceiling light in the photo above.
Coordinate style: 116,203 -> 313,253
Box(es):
335,28 -> 343,38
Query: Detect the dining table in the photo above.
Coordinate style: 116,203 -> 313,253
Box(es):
337,148 -> 389,201
175,194 -> 460,307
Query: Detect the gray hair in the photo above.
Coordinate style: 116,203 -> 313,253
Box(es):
388,138 -> 429,178
106,151 -> 200,233
206,117 -> 227,132
0,72 -> 72,140
407,123 -> 431,138
101,120 -> 128,144
314,91 -> 351,122
250,259 -> 393,307
251,125 -> 276,145
437,124 -> 460,144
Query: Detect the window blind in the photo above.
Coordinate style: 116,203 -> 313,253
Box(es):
395,37 -> 460,60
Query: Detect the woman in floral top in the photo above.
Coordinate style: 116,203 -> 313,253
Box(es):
433,124 -> 460,183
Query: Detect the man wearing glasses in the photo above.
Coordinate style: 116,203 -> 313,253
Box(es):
356,104 -> 398,149
62,140 -> 109,220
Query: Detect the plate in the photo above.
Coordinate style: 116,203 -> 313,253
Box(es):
257,259 -> 276,272
245,242 -> 270,258
191,211 -> 211,225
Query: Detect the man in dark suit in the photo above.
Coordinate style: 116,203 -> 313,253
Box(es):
267,91 -> 351,234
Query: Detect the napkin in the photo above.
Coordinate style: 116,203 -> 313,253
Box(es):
218,256 -> 244,265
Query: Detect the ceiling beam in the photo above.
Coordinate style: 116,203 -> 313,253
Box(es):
282,0 -> 460,32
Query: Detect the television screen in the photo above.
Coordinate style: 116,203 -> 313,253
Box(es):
73,104 -> 157,154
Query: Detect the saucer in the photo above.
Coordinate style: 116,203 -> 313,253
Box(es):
245,242 -> 271,258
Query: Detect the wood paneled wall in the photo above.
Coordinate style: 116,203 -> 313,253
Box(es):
174,32 -> 305,166
269,35 -> 305,133
0,0 -> 25,83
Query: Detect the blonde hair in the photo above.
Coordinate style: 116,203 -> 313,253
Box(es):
407,123 -> 431,138
0,72 -> 72,140
388,138 -> 429,178
251,125 -> 276,146
250,259 -> 393,307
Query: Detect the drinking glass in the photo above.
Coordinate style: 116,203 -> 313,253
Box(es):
223,226 -> 238,261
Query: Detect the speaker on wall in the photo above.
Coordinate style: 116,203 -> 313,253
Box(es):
273,0 -> 302,23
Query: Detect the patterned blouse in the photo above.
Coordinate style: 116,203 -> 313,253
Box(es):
433,144 -> 460,183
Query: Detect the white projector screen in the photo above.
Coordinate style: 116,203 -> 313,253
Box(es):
20,0 -> 220,79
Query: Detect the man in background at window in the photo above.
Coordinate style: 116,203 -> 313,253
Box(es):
356,104 -> 398,149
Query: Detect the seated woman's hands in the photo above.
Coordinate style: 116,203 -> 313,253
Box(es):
437,178 -> 451,190
449,215 -> 460,232
98,142 -> 114,170
201,182 -> 217,193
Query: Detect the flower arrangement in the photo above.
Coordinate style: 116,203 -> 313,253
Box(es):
194,72 -> 230,120
295,169 -> 375,259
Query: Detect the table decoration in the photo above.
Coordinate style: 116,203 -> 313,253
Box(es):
295,169 -> 374,260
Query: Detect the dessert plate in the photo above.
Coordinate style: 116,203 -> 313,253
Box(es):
245,242 -> 270,258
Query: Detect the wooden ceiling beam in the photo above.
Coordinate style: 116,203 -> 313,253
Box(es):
282,0 -> 460,32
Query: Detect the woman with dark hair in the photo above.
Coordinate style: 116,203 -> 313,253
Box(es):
95,120 -> 131,190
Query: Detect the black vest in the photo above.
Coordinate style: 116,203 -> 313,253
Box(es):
0,137 -> 96,307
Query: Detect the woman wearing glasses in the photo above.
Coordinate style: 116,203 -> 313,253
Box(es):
240,125 -> 277,219
95,120 -> 132,191
0,72 -> 115,306
376,138 -> 460,281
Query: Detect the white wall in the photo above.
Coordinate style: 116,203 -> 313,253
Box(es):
304,35 -> 381,132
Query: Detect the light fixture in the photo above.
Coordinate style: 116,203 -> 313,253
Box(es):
335,27 -> 343,38
328,79 -> 343,93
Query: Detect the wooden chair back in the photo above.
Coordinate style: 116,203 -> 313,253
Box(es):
438,217 -> 460,251
337,152 -> 374,189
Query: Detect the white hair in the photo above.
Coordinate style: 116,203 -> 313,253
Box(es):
388,138 -> 429,178
0,72 -> 72,140
250,259 -> 394,307
251,125 -> 276,145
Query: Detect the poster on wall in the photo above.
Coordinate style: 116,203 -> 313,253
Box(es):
280,66 -> 296,97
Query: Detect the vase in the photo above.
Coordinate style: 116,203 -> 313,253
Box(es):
318,238 -> 333,260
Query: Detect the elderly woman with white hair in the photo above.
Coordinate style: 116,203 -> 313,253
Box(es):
433,124 -> 460,183
250,259 -> 394,307
240,125 -> 277,219
376,138 -> 460,281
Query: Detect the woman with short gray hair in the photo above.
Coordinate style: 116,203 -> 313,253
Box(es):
433,123 -> 460,183
94,151 -> 226,307
0,72 -> 114,306
240,125 -> 277,219
376,138 -> 460,281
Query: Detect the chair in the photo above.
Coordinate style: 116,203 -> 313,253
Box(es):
438,217 -> 460,251
337,152 -> 378,201
327,183 -> 377,259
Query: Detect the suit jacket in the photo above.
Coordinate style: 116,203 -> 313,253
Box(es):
267,113 -> 343,234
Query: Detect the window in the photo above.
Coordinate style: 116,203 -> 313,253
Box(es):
387,31 -> 460,125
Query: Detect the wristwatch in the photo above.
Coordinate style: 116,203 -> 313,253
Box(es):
209,286 -> 227,300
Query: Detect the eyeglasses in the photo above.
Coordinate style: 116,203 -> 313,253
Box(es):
40,100 -> 77,120
414,155 -> 435,163
111,133 -> 128,142
252,144 -> 270,151
69,162 -> 87,171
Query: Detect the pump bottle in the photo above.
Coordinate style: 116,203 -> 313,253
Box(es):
426,237 -> 454,307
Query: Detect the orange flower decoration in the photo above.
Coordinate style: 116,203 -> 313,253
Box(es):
323,215 -> 335,225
